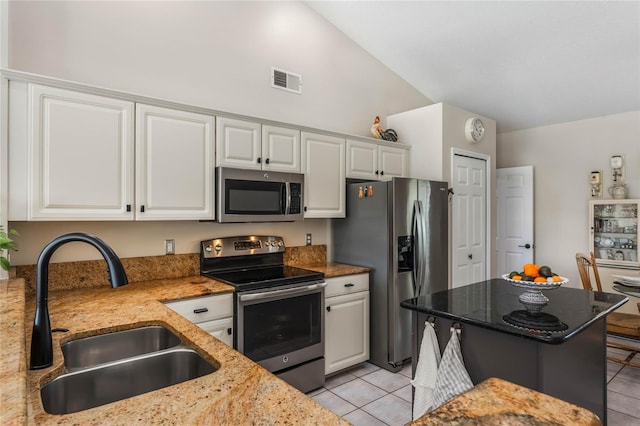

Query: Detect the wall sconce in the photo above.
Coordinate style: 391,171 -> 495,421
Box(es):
589,170 -> 602,198
610,154 -> 625,183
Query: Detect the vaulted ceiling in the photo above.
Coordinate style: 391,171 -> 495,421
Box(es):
307,1 -> 640,133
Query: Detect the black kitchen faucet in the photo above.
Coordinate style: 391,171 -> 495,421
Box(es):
29,233 -> 129,370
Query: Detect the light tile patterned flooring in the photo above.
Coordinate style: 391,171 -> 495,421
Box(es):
309,335 -> 640,426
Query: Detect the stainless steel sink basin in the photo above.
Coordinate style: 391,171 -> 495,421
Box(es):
61,326 -> 181,369
41,348 -> 217,415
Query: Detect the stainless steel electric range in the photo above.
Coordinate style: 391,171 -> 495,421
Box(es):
200,235 -> 326,393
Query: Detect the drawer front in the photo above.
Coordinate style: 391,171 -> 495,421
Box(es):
165,293 -> 233,324
325,273 -> 369,298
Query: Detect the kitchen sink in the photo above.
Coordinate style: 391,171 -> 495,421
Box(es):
61,326 -> 181,370
41,348 -> 217,415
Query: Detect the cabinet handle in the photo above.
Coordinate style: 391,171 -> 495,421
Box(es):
380,171 -> 384,176
140,205 -> 145,213
344,283 -> 354,288
193,308 -> 209,314
257,157 -> 261,164
227,328 -> 232,335
375,170 -> 379,175
326,306 -> 331,312
265,158 -> 270,164
304,206 -> 307,212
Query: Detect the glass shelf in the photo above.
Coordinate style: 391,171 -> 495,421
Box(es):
590,200 -> 639,267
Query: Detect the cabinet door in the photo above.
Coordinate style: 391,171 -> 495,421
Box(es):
198,317 -> 233,347
136,104 -> 215,220
346,139 -> 378,180
378,145 -> 408,180
262,125 -> 301,172
301,132 -> 346,218
28,84 -> 134,220
325,291 -> 370,375
216,117 -> 262,170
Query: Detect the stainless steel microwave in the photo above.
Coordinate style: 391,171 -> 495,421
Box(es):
216,167 -> 304,223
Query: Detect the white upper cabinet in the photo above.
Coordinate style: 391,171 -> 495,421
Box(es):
216,117 -> 262,170
346,139 -> 408,181
135,104 -> 215,220
11,83 -> 135,220
378,144 -> 408,180
261,125 -> 301,172
216,117 -> 300,172
301,132 -> 346,218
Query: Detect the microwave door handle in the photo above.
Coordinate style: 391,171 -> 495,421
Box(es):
284,182 -> 291,214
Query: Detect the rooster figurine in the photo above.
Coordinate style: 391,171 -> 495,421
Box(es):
370,116 -> 398,142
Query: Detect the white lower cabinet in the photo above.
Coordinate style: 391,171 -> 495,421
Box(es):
324,274 -> 370,375
164,293 -> 233,347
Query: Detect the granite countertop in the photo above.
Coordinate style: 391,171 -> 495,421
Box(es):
0,268 -> 361,425
412,377 -> 601,425
401,278 -> 628,343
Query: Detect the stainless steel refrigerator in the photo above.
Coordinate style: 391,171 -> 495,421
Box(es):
332,178 -> 449,372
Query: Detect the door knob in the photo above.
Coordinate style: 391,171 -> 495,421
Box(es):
518,244 -> 532,249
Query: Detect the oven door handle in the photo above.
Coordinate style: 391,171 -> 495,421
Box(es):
238,281 -> 327,302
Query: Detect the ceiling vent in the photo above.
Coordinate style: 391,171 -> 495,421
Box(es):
271,67 -> 302,94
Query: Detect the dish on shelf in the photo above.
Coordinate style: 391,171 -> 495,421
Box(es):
611,275 -> 640,288
501,274 -> 567,290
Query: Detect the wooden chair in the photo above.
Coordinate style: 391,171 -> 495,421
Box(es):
575,252 -> 640,367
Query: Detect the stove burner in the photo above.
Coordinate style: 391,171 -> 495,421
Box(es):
503,310 -> 568,332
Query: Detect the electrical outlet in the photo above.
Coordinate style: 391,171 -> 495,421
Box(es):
165,239 -> 175,255
306,233 -> 312,246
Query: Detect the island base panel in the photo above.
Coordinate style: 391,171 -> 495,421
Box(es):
412,313 -> 606,424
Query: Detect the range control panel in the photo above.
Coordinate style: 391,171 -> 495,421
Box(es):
201,236 -> 285,258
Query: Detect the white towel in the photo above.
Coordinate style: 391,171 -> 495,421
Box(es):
431,328 -> 474,410
411,322 -> 441,420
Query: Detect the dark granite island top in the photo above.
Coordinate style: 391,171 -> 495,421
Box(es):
400,278 -> 628,343
401,278 -> 628,425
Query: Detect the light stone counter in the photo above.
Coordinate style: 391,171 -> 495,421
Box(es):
1,276 -> 348,425
412,377 -> 601,425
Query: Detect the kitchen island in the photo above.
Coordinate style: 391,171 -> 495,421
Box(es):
401,278 -> 628,424
0,271 -> 355,425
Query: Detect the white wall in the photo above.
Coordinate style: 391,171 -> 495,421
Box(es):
497,111 -> 640,293
8,1 -> 429,136
5,1 -> 431,265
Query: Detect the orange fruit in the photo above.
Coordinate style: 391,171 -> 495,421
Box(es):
552,275 -> 563,282
512,275 -> 522,281
523,264 -> 540,277
534,277 -> 547,283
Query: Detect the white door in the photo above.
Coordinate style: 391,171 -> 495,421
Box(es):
216,117 -> 261,170
346,139 -> 378,180
261,125 -> 301,172
325,291 -> 370,375
452,154 -> 487,288
136,104 -> 215,220
301,132 -> 346,218
497,166 -> 534,274
378,145 -> 408,180
28,84 -> 134,220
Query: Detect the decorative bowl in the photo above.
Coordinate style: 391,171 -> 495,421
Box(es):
501,274 -> 568,315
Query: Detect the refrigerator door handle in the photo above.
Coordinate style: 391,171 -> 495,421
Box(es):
413,200 -> 426,297
412,201 -> 419,295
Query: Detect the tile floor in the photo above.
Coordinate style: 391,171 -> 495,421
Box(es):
309,335 -> 640,426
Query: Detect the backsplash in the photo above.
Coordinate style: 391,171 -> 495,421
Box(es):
16,245 -> 327,293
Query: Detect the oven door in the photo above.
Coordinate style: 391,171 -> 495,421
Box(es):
236,281 -> 326,373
